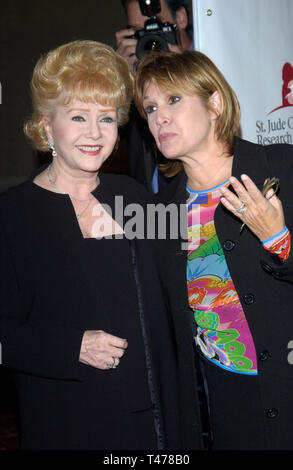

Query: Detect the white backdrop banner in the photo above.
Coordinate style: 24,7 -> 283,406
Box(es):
192,0 -> 293,145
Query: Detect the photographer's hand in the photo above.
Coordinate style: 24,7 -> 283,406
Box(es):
115,28 -> 138,74
167,43 -> 183,53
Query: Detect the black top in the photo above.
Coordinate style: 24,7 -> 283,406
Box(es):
0,173 -> 186,450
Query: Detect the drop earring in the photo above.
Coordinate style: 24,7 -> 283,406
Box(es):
47,137 -> 57,157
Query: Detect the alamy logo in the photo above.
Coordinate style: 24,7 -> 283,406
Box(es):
77,198 -> 200,250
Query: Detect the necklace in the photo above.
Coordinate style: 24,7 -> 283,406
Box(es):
47,164 -> 99,220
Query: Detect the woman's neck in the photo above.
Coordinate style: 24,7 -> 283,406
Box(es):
48,159 -> 100,199
183,146 -> 233,192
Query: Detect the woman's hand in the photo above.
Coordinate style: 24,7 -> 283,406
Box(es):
220,174 -> 285,241
79,330 -> 128,370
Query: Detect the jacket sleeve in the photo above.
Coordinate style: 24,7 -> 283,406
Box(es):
260,240 -> 293,283
0,217 -> 85,381
259,144 -> 293,283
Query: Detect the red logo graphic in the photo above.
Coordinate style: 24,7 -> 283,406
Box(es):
268,62 -> 293,114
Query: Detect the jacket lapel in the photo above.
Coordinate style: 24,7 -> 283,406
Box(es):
232,137 -> 272,190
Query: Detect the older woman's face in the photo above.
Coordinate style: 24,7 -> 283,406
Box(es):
43,99 -> 118,172
142,81 -> 217,161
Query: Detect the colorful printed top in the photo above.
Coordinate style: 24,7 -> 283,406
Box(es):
186,181 -> 291,375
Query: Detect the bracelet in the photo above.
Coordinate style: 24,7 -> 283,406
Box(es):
261,226 -> 288,245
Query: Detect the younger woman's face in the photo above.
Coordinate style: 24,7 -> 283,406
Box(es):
142,80 -> 218,161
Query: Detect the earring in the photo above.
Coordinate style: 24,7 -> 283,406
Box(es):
47,137 -> 57,157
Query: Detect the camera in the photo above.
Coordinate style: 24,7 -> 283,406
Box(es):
134,0 -> 179,59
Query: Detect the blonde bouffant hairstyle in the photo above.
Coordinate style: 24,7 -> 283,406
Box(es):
134,50 -> 241,177
24,40 -> 133,151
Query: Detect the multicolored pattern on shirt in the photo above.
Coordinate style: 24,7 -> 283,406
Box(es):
262,227 -> 291,261
186,181 -> 258,375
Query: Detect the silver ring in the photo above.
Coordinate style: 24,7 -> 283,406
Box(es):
108,357 -> 116,369
235,202 -> 245,215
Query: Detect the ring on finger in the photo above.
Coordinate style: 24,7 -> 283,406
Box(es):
108,356 -> 116,370
235,202 -> 246,215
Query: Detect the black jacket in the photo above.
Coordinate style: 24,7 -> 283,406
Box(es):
154,137 -> 293,449
0,173 -> 185,450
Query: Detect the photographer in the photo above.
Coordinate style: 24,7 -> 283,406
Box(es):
116,0 -> 193,192
116,0 -> 193,74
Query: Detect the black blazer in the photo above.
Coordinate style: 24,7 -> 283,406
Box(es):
154,137 -> 293,449
0,173 -> 186,450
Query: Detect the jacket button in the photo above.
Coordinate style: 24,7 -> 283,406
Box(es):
266,408 -> 278,418
223,240 -> 235,251
243,293 -> 255,305
262,263 -> 273,273
259,350 -> 270,361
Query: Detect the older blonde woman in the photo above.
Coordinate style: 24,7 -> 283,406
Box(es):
134,50 -> 293,450
0,41 -> 182,450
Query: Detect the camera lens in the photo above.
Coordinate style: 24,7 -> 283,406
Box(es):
143,39 -> 162,52
136,34 -> 168,59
